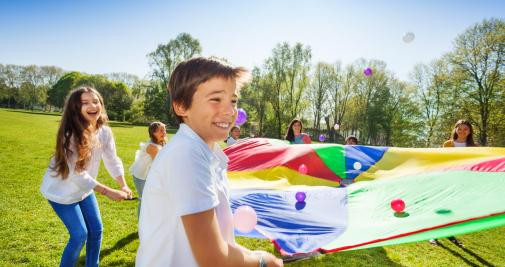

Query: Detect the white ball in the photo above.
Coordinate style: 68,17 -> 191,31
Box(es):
333,124 -> 340,130
403,32 -> 415,43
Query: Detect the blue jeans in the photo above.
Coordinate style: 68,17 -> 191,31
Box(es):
132,176 -> 145,218
49,193 -> 103,267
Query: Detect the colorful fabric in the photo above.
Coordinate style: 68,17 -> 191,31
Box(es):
224,138 -> 505,255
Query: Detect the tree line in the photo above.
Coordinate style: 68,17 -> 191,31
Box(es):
1,18 -> 503,147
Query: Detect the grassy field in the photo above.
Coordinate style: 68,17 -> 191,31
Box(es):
0,108 -> 504,266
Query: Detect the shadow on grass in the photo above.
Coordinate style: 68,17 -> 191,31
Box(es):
437,243 -> 480,267
109,121 -> 134,128
458,246 -> 495,267
78,232 -> 138,266
440,244 -> 495,266
5,109 -> 61,117
287,247 -> 405,266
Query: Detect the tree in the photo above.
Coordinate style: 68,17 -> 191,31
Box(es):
239,67 -> 270,136
147,33 -> 202,124
285,43 -> 312,119
353,59 -> 389,144
143,81 -> 171,124
264,42 -> 312,138
47,72 -> 83,109
308,62 -> 332,132
449,18 -> 505,145
20,65 -> 46,110
102,81 -> 133,121
411,60 -> 450,147
0,64 -> 23,108
328,63 -> 351,142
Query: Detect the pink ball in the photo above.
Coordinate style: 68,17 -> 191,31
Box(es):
390,199 -> 405,213
298,164 -> 308,174
233,205 -> 257,233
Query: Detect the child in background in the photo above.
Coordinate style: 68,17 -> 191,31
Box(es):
136,57 -> 283,267
130,122 -> 167,217
226,125 -> 241,146
430,119 -> 476,247
442,119 -> 476,147
285,118 -> 311,144
40,86 -> 132,267
345,135 -> 358,145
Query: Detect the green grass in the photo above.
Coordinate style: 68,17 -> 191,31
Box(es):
0,108 -> 504,266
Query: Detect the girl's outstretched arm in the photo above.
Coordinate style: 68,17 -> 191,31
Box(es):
113,175 -> 133,198
93,183 -> 128,201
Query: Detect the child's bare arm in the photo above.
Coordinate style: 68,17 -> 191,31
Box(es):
146,144 -> 160,160
182,209 -> 282,267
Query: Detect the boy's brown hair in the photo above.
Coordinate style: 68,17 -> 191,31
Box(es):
168,57 -> 250,125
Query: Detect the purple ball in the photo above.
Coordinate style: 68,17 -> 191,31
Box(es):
235,108 -> 248,126
364,67 -> 373,76
318,134 -> 326,142
295,192 -> 306,202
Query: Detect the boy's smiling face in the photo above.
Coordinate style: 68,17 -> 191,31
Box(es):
174,77 -> 238,148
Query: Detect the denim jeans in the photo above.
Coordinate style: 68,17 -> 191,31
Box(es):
132,176 -> 146,218
49,193 -> 103,267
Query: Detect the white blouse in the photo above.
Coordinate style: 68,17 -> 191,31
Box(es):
40,126 -> 124,204
130,141 -> 162,180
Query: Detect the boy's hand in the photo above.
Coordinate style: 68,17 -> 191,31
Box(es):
254,251 -> 283,267
263,252 -> 283,267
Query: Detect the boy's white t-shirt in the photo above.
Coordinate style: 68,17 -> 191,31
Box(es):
136,124 -> 235,267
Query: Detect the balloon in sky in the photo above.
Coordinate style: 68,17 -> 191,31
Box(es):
364,68 -> 373,76
233,205 -> 257,233
403,32 -> 415,43
319,134 -> 326,142
391,199 -> 406,213
235,108 -> 247,126
333,124 -> 340,130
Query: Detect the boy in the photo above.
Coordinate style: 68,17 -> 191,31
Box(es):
136,57 -> 283,267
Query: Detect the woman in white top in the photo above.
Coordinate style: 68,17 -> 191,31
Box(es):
40,87 -> 132,267
130,121 -> 166,217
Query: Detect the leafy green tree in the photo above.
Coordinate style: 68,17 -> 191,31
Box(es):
263,42 -> 311,138
102,82 -> 133,121
239,67 -> 270,136
328,63 -> 352,142
411,60 -> 451,147
146,33 -> 202,124
449,18 -> 505,145
47,72 -> 83,109
143,81 -> 171,124
308,62 -> 333,131
0,64 -> 23,108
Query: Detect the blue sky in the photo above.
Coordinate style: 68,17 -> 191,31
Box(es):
1,0 -> 503,80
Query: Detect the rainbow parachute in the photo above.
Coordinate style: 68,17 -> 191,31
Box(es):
225,138 -> 505,256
